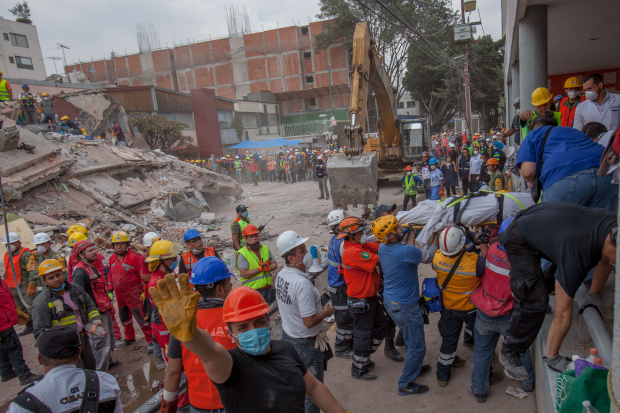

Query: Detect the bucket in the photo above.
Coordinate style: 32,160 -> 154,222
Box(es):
223,249 -> 236,271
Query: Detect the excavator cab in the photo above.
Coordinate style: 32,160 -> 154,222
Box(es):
401,119 -> 428,163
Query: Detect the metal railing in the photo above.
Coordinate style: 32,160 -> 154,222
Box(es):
574,285 -> 612,366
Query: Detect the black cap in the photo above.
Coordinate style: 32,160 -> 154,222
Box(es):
373,204 -> 397,220
236,205 -> 247,213
38,326 -> 80,359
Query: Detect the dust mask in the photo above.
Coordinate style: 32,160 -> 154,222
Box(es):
191,248 -> 203,254
43,97 -> 48,101
407,171 -> 412,175
431,165 -> 436,170
488,170 -> 494,175
302,251 -> 313,268
585,90 -> 598,101
567,91 -> 579,99
474,150 -> 479,156
10,244 -> 16,252
360,234 -> 368,244
37,245 -> 47,254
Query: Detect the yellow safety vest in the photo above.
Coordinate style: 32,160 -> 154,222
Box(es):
234,160 -> 242,170
230,217 -> 254,247
0,79 -> 10,101
432,250 -> 480,311
403,175 -> 418,196
236,245 -> 272,289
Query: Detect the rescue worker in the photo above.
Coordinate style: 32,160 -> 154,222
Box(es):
315,155 -> 329,199
6,326 -> 122,413
279,155 -> 286,183
458,147 -> 471,195
468,218 -> 533,403
285,156 -> 293,184
401,165 -> 423,210
486,158 -> 505,191
161,257 -> 234,413
417,152 -> 432,199
0,276 -> 41,386
559,77 -> 585,127
2,233 -> 35,336
27,233 -> 66,297
71,240 -> 119,372
234,155 -> 243,183
108,231 -> 153,350
231,205 -> 256,251
179,229 -> 219,276
339,217 -> 388,380
326,210 -> 354,358
65,223 -> 88,278
268,157 -> 276,182
32,259 -> 100,370
236,224 -> 277,303
150,275 -> 347,413
428,158 -> 443,200
519,87 -> 561,141
432,226 -> 487,387
18,84 -> 37,125
110,120 -> 127,146
141,232 -> 161,282
0,70 -> 13,102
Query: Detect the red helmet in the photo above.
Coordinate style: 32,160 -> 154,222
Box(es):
406,165 -> 413,171
222,286 -> 270,323
73,239 -> 94,257
242,224 -> 261,237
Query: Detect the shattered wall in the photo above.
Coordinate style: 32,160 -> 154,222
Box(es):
57,90 -> 119,138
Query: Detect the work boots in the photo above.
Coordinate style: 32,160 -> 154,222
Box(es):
17,320 -> 33,337
384,328 -> 404,362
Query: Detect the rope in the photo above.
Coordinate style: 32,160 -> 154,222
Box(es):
607,367 -> 620,413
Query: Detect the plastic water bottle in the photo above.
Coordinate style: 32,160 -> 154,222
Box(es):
593,357 -> 603,366
586,348 -> 598,363
582,400 -> 600,413
85,323 -> 106,337
566,355 -> 580,371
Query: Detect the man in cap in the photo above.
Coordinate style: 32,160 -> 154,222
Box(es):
2,232 -> 36,336
32,259 -> 100,369
236,225 -> 277,303
315,155 -> 329,199
18,84 -> 37,125
110,120 -> 127,147
7,326 -> 122,413
231,205 -> 256,251
27,233 -> 66,298
179,229 -> 220,276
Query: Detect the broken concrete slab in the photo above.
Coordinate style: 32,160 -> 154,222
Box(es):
116,177 -> 159,208
80,173 -> 121,197
20,211 -> 62,226
66,178 -> 115,207
61,90 -> 119,139
0,128 -> 64,176
2,155 -> 72,201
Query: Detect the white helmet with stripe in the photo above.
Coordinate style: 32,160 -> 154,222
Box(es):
439,226 -> 466,256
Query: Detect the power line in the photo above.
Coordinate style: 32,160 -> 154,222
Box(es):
477,8 -> 485,36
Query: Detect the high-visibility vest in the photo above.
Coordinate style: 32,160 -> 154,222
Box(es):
181,248 -> 216,275
521,111 -> 562,141
327,236 -> 344,287
234,160 -> 242,170
19,92 -> 36,110
230,217 -> 254,247
469,243 -> 514,317
182,306 -> 235,410
268,161 -> 275,170
279,160 -> 286,170
0,79 -> 10,101
236,245 -> 272,289
403,175 -> 419,196
285,161 -> 290,171
432,250 -> 480,311
559,96 -> 585,127
3,248 -> 29,288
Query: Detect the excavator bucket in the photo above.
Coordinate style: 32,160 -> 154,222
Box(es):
327,153 -> 378,209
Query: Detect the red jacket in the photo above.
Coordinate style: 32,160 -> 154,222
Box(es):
559,96 -> 586,127
469,243 -> 514,317
0,278 -> 18,332
68,252 -> 108,286
109,249 -> 145,293
73,261 -> 113,313
147,270 -> 168,331
342,240 -> 381,299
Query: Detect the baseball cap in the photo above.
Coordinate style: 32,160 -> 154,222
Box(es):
373,204 -> 397,220
38,326 -> 81,359
236,205 -> 248,213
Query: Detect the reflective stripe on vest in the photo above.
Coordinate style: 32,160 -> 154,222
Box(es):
432,250 -> 480,311
0,79 -> 9,101
327,236 -> 344,287
234,160 -> 242,170
403,175 -> 418,196
230,218 -> 254,246
182,307 -> 235,410
3,248 -> 29,288
182,248 -> 216,274
469,243 -> 515,317
236,245 -> 272,289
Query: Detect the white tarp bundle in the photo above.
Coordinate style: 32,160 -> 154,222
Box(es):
396,200 -> 440,224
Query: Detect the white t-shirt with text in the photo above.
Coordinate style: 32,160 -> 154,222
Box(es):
275,266 -> 323,339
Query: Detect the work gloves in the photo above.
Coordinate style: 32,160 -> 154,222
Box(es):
149,273 -> 199,342
579,292 -> 604,318
16,308 -> 29,325
108,292 -> 114,301
27,283 -> 38,298
260,260 -> 272,273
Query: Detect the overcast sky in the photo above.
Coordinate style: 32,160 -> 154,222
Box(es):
13,0 -> 501,76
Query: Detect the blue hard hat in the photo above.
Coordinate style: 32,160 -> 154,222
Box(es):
190,256 -> 233,286
22,84 -> 29,88
499,217 -> 515,234
429,157 -> 438,165
183,228 -> 201,242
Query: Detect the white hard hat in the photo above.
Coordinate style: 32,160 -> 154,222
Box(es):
449,143 -> 455,148
32,233 -> 51,245
1,232 -> 21,244
276,230 -> 309,256
142,232 -> 161,247
327,209 -> 345,227
317,155 -> 324,160
439,226 -> 466,256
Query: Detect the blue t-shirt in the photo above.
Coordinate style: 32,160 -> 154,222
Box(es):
516,126 -> 604,190
378,243 -> 422,306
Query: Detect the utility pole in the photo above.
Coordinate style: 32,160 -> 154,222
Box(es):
57,43 -> 70,73
461,0 -> 472,138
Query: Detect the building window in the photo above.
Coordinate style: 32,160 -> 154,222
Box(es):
3,33 -> 8,41
300,26 -> 309,36
407,101 -> 415,108
8,56 -> 14,64
15,56 -> 33,70
9,33 -> 28,48
306,75 -> 314,84
398,102 -> 404,109
307,98 -> 316,108
303,51 -> 312,59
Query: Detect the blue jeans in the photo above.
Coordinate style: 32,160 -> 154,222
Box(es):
471,311 -> 534,395
282,332 -> 325,413
541,167 -> 612,209
384,300 -> 426,389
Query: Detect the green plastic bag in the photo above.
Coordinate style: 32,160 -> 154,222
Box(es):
556,367 -> 611,413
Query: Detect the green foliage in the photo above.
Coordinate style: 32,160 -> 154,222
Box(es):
219,120 -> 230,130
9,1 -> 31,22
128,112 -> 190,152
110,50 -> 117,60
169,144 -> 201,159
231,115 -> 244,140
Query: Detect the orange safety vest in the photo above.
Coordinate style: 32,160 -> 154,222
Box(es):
3,248 -> 29,288
559,96 -> 586,127
182,307 -> 235,410
181,248 -> 216,275
268,161 -> 275,171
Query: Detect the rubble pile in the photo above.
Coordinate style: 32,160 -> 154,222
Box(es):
60,89 -> 119,138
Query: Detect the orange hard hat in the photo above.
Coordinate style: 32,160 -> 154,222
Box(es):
337,216 -> 365,239
242,224 -> 261,237
406,165 -> 413,171
487,158 -> 499,166
222,286 -> 270,323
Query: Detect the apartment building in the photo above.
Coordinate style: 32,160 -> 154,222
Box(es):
0,16 -> 46,80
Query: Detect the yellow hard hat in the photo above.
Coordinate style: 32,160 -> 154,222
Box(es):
531,87 -> 553,106
145,240 -> 179,263
564,77 -> 582,88
61,116 -> 69,121
110,231 -> 131,244
67,224 -> 88,236
371,215 -> 399,244
39,259 -> 64,277
68,232 -> 87,246
0,70 -> 3,75
41,92 -> 48,97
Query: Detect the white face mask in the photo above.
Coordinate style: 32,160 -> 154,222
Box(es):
191,248 -> 203,254
37,245 -> 47,254
585,90 -> 598,101
302,251 -> 313,268
431,165 -> 436,170
488,170 -> 494,175
473,150 -> 479,156
406,171 -> 412,175
446,162 -> 452,166
567,91 -> 579,99
10,244 -> 16,252
359,234 -> 368,244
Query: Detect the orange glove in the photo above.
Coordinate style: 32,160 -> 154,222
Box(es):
16,308 -> 29,325
439,187 -> 445,197
260,260 -> 272,273
27,283 -> 38,298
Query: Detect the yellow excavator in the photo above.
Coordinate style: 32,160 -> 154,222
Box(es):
327,22 -> 429,210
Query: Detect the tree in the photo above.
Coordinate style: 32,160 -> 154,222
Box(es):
468,35 -> 505,133
9,1 -> 31,23
231,115 -> 244,140
128,113 -> 191,152
110,50 -> 117,60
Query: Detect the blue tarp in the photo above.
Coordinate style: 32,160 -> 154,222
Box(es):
228,138 -> 301,149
